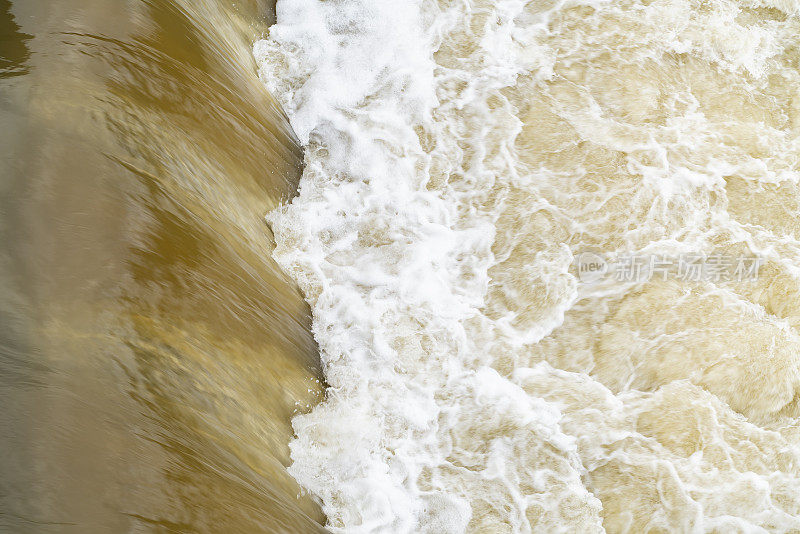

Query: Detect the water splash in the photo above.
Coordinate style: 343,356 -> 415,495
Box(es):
256,0 -> 800,530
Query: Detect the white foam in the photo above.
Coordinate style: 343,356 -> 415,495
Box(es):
256,0 -> 800,530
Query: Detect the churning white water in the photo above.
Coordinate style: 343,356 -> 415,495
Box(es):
255,0 -> 800,531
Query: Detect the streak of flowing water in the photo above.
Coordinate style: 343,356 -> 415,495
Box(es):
257,0 -> 800,531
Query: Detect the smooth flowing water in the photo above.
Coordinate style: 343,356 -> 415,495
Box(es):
257,0 -> 800,531
0,1 -> 326,531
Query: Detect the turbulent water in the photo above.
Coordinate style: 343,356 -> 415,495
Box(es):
255,0 -> 800,531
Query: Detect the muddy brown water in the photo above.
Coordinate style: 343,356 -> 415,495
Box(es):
0,1 -> 326,531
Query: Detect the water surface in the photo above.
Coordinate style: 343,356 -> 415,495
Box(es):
0,1 -> 326,531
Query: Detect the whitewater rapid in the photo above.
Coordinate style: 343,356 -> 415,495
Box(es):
255,0 -> 800,531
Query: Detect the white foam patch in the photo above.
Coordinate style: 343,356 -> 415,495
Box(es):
256,0 -> 800,531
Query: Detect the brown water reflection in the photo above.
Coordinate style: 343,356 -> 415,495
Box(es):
0,1 -> 325,531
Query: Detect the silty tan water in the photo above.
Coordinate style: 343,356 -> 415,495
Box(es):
4,0 -> 800,532
0,1 -> 326,531
257,0 -> 800,531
